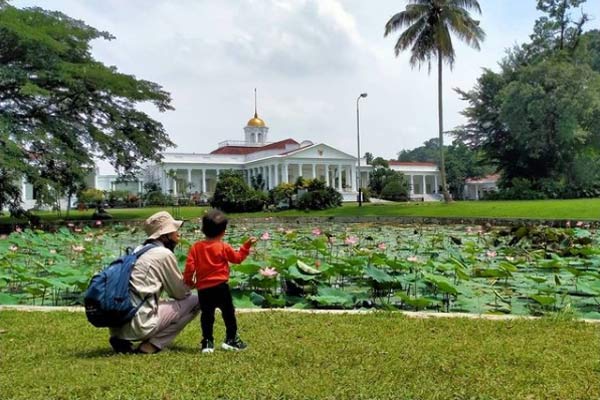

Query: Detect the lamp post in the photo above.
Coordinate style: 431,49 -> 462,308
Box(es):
356,92 -> 368,206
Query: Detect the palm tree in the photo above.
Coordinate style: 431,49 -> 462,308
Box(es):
385,0 -> 485,202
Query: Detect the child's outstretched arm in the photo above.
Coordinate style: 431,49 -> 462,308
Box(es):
224,237 -> 257,264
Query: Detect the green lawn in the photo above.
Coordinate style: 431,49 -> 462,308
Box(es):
2,199 -> 600,224
1,310 -> 598,400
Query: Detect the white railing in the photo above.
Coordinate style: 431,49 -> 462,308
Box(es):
217,140 -> 273,148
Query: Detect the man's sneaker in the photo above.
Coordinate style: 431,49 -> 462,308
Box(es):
109,336 -> 134,354
221,335 -> 248,351
201,338 -> 214,354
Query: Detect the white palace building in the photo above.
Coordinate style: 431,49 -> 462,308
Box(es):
15,109 -> 447,210
137,109 -> 444,202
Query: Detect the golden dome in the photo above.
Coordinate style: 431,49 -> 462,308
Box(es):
247,112 -> 266,127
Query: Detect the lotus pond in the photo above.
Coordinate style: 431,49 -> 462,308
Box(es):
1,221 -> 600,319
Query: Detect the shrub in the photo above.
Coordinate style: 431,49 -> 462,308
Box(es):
380,180 -> 409,201
77,188 -> 104,208
144,191 -> 171,206
297,187 -> 342,210
211,170 -> 267,213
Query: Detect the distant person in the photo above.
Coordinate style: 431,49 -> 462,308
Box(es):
184,209 -> 257,353
109,211 -> 199,354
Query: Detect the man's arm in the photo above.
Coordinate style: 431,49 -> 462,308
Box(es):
160,252 -> 190,300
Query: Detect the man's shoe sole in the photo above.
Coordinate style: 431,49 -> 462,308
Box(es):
201,348 -> 214,354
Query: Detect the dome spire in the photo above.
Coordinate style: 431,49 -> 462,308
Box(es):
254,87 -> 258,118
246,88 -> 266,127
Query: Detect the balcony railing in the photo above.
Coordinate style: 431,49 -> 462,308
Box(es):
217,140 -> 273,148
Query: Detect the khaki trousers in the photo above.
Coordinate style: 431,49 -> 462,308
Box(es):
145,294 -> 199,349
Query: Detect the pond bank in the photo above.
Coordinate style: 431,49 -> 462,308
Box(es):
2,304 -> 599,324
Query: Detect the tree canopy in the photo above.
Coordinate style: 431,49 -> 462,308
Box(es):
0,3 -> 173,211
454,0 -> 600,199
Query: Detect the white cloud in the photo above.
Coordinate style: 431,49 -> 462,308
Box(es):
11,0 -> 600,173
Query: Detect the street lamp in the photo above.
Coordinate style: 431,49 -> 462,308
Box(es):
356,92 -> 368,206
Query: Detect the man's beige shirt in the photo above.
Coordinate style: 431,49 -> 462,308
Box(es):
110,243 -> 190,340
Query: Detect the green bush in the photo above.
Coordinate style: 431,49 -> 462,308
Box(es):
297,187 -> 342,210
380,180 -> 409,202
144,191 -> 171,206
211,170 -> 267,213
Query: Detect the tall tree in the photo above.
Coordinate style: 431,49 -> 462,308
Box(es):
0,3 -> 173,211
384,0 -> 485,202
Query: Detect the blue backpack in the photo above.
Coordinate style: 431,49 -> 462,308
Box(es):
84,244 -> 157,328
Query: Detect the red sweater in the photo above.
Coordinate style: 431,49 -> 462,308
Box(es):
183,239 -> 251,290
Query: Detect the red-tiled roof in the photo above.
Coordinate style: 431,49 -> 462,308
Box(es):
210,138 -> 299,155
389,161 -> 438,167
465,174 -> 500,184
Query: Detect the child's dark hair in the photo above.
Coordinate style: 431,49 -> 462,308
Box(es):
202,209 -> 228,238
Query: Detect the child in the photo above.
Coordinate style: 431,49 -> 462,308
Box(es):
184,209 -> 257,353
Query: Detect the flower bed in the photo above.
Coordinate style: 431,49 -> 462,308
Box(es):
1,221 -> 599,318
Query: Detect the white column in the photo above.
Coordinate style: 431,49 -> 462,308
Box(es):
283,164 -> 289,184
312,163 -> 316,179
422,175 -> 426,194
172,178 -> 177,195
187,169 -> 192,192
138,181 -> 142,193
351,167 -> 357,191
475,184 -> 479,200
202,169 -> 206,192
325,165 -> 330,186
410,175 -> 414,195
434,174 -> 438,194
274,164 -> 279,186
216,169 -> 220,178
337,164 -> 342,190
345,166 -> 351,190
298,164 -> 303,180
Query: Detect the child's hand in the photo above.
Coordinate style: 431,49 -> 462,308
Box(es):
245,237 -> 258,247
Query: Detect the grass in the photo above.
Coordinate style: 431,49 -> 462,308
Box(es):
1,310 -> 599,400
2,198 -> 600,225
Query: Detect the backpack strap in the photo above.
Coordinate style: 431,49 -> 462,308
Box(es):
131,243 -> 160,311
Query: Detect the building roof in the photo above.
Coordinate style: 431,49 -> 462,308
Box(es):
465,174 -> 500,184
210,138 -> 299,155
389,161 -> 438,167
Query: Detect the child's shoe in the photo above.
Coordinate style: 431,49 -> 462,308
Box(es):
221,335 -> 247,351
201,338 -> 214,353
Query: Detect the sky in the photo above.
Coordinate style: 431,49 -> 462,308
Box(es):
13,0 -> 600,173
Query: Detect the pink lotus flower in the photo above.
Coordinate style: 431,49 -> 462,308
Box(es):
565,221 -> 571,228
259,267 -> 278,278
261,232 -> 271,240
67,223 -> 75,228
345,235 -> 359,246
15,227 -> 22,233
285,229 -> 294,235
486,250 -> 497,258
407,256 -> 419,263
312,228 -> 321,236
74,228 -> 82,233
377,243 -> 387,250
466,226 -> 473,233
72,245 -> 85,253
576,221 -> 584,227
505,256 -> 515,262
315,260 -> 321,268
95,220 -> 102,226
9,245 -> 18,252
277,227 -> 285,232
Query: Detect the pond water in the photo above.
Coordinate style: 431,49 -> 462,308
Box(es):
1,221 -> 599,319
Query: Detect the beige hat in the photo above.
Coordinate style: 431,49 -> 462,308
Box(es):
144,211 -> 183,239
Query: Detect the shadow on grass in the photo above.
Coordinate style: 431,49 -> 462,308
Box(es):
71,344 -> 197,358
